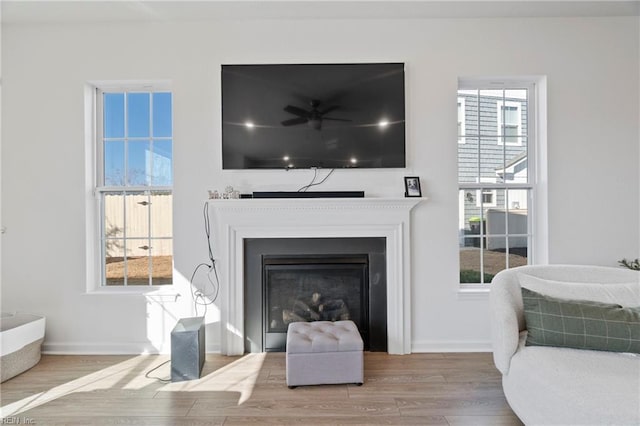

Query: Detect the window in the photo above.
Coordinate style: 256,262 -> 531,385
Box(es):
458,83 -> 534,286
477,189 -> 496,207
475,177 -> 497,208
497,100 -> 522,145
95,87 -> 173,286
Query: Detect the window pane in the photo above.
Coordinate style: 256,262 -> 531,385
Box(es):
151,240 -> 173,285
458,90 -> 478,137
104,140 -> 125,185
125,192 -> 150,238
103,192 -> 124,238
503,106 -> 518,124
504,125 -> 519,144
503,138 -> 528,183
150,191 -> 172,238
486,189 -> 506,235
486,235 -> 508,252
153,92 -> 172,137
507,188 -> 529,213
508,236 -> 529,267
484,237 -> 506,282
479,90 -> 501,138
105,239 -> 125,286
458,137 -> 478,183
127,140 -> 151,185
104,93 -> 125,138
507,190 -> 529,239
460,190 -> 484,235
480,137 -> 500,182
506,89 -> 528,136
460,243 -> 481,283
151,140 -> 173,186
126,239 -> 150,285
127,93 -> 150,137
460,243 -> 499,283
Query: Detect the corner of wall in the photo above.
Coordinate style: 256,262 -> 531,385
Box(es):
534,76 -> 549,265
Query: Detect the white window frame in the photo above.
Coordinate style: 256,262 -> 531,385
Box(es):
85,81 -> 174,293
497,99 -> 522,146
457,79 -> 540,291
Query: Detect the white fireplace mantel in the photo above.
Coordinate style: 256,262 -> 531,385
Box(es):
208,197 -> 423,355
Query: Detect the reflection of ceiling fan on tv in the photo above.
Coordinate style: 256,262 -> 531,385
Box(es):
281,100 -> 351,130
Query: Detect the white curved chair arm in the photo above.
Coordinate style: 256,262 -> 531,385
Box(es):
489,264 -> 639,375
490,268 -> 525,375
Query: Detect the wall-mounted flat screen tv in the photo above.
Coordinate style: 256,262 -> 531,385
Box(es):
221,63 -> 406,169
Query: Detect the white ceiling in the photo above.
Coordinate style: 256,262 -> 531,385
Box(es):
2,0 -> 639,24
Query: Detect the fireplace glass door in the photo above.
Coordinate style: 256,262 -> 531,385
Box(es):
263,255 -> 369,351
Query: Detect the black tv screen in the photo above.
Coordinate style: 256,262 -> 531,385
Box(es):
221,63 -> 406,169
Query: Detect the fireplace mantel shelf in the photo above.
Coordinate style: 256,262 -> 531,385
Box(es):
208,196 -> 425,356
207,197 -> 425,211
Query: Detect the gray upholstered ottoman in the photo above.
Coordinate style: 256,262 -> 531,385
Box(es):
286,320 -> 364,388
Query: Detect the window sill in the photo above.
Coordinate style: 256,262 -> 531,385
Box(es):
457,286 -> 490,300
84,285 -> 180,301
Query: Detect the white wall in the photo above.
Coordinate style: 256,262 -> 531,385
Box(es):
0,6 -> 3,297
1,15 -> 638,353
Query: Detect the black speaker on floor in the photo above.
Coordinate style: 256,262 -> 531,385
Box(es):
171,317 -> 205,382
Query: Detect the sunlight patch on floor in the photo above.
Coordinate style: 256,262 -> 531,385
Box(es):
157,352 -> 266,404
0,356 -> 152,417
0,353 -> 267,417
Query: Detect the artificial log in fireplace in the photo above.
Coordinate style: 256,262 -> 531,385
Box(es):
244,237 -> 387,353
263,255 -> 369,351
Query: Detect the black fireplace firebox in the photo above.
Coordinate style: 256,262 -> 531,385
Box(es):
263,255 -> 369,351
244,238 -> 387,353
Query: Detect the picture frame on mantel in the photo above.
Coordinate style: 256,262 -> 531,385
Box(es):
404,176 -> 422,197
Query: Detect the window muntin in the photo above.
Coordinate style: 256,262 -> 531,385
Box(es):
457,84 -> 533,286
97,89 -> 173,286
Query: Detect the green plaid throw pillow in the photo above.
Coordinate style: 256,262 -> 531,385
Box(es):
522,287 -> 640,353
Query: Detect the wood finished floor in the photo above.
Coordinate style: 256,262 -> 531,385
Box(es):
0,352 -> 523,425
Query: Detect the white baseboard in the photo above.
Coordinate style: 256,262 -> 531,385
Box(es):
411,340 -> 492,353
42,342 -> 164,355
42,342 -> 221,355
43,340 -> 488,355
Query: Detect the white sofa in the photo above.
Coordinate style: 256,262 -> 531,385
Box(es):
490,265 -> 640,425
